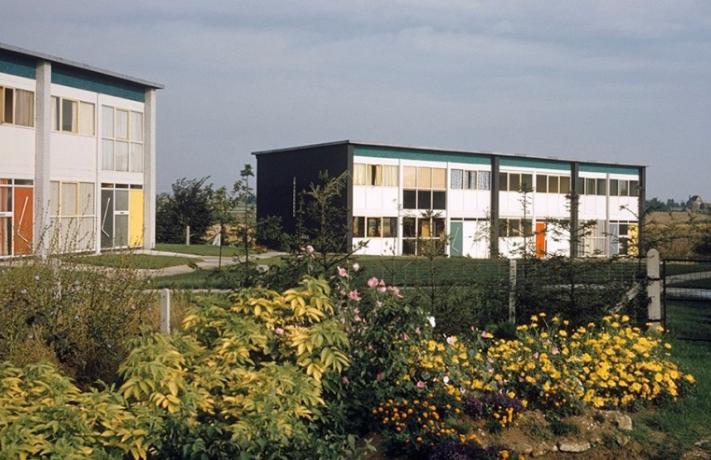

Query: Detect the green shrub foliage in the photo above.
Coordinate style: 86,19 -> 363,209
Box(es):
0,254 -> 155,386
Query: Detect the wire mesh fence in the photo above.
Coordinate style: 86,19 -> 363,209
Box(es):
662,258 -> 711,340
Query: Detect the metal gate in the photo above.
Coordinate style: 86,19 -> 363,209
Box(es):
662,258 -> 711,341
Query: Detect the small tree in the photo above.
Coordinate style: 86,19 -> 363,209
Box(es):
156,177 -> 215,244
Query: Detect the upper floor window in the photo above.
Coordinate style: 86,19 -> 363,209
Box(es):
535,174 -> 571,194
499,172 -> 534,192
0,86 -> 34,127
353,164 -> 398,186
51,97 -> 95,135
102,105 -> 144,172
451,169 -> 491,190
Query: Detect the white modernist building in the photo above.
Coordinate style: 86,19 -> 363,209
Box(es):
254,141 -> 645,258
0,43 -> 162,257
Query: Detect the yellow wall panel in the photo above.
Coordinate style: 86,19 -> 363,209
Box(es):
129,190 -> 144,247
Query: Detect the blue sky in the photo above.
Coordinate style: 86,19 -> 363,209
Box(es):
2,1 -> 710,201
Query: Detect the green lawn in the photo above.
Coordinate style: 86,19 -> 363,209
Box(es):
70,253 -> 200,270
635,300 -> 711,455
154,243 -> 245,257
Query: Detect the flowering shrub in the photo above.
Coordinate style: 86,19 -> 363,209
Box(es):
462,392 -> 527,431
484,314 -> 695,413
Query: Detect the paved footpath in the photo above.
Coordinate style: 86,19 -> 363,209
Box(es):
133,249 -> 285,277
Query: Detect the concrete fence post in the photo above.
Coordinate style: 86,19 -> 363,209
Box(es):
509,259 -> 517,323
160,288 -> 171,334
185,226 -> 191,245
647,249 -> 662,328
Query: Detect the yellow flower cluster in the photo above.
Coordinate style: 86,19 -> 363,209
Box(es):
373,396 -> 459,446
486,314 -> 694,411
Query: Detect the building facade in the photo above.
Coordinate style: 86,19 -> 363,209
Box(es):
1,43 -> 162,257
254,141 -> 645,258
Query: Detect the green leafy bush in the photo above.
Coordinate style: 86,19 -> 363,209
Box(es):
0,361 -> 158,460
0,253 -> 155,386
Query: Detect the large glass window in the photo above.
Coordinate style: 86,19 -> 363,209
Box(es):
0,86 -> 34,127
402,215 -> 446,255
51,97 -> 94,135
101,105 -> 144,172
403,166 -> 446,210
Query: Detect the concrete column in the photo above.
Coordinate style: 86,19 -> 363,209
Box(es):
34,61 -> 52,258
143,88 -> 157,249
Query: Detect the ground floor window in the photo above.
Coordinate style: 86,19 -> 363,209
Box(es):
50,180 -> 95,251
402,215 -> 445,255
352,216 -> 397,238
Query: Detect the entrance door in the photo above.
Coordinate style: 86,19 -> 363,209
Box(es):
450,221 -> 463,257
101,190 -> 114,248
13,187 -> 33,255
535,222 -> 546,258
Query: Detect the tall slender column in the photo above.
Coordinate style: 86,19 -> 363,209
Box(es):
34,61 -> 51,257
143,88 -> 157,249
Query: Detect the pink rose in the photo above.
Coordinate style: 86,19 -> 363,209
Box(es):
349,290 -> 361,301
416,380 -> 426,389
337,266 -> 348,277
352,263 -> 360,272
367,277 -> 379,288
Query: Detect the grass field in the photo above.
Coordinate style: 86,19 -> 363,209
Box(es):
154,243 -> 245,257
635,300 -> 711,455
69,253 -> 200,269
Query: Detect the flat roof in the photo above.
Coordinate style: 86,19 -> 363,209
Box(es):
252,139 -> 646,170
0,42 -> 163,90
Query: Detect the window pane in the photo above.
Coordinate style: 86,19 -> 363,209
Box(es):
499,173 -> 508,191
451,169 -> 463,189
0,187 -> 11,212
403,190 -> 417,209
50,181 -> 60,216
403,217 -> 416,238
536,174 -> 548,193
402,239 -> 416,255
466,171 -> 477,189
432,168 -> 446,189
102,105 -> 114,138
115,190 -> 129,211
368,165 -> 382,186
115,214 -> 129,247
80,102 -> 95,135
432,191 -> 446,210
116,109 -> 129,139
115,141 -> 129,171
383,166 -> 398,186
630,181 -> 639,197
62,99 -> 77,132
51,96 -> 59,130
418,167 -> 432,189
15,89 -> 34,127
478,171 -> 491,190
609,179 -> 619,196
352,216 -> 365,238
403,166 -> 417,188
433,218 -> 445,237
417,190 -> 431,209
367,217 -> 381,237
509,173 -> 520,191
499,219 -> 508,238
586,178 -> 596,195
80,183 -> 95,215
419,218 -> 431,238
596,178 -> 607,196
560,177 -> 570,194
61,183 -> 78,216
620,180 -> 629,196
353,164 -> 366,185
130,111 -> 143,141
548,176 -> 558,194
102,139 -> 114,170
383,217 -> 397,237
521,174 -> 533,191
130,143 -> 144,173
3,88 -> 13,124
